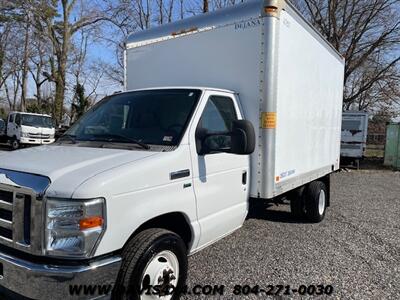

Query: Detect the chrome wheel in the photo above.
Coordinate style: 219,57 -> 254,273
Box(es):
141,250 -> 179,300
318,189 -> 326,216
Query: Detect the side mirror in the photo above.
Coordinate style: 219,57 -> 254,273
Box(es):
196,120 -> 255,156
196,128 -> 230,155
230,120 -> 256,155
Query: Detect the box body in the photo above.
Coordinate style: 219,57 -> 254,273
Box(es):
126,0 -> 345,199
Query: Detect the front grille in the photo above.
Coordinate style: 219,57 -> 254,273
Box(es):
28,133 -> 51,139
341,143 -> 362,150
0,185 -> 41,254
0,190 -> 13,203
0,190 -> 13,241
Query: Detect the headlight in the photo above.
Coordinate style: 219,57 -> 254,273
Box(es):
21,132 -> 29,137
45,198 -> 106,258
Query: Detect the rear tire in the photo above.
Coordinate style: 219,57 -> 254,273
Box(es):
112,228 -> 188,300
289,186 -> 306,219
304,181 -> 327,223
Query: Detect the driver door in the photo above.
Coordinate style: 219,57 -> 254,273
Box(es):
7,114 -> 17,138
189,91 -> 250,249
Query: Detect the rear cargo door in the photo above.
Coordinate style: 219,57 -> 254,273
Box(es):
189,91 -> 249,249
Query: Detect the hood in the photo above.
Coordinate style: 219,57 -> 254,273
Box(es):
0,145 -> 159,198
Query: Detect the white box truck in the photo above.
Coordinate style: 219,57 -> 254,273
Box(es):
0,1 -> 344,299
0,112 -> 56,150
341,111 -> 369,163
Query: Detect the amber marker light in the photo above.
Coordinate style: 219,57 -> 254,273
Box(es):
79,216 -> 104,230
264,6 -> 278,14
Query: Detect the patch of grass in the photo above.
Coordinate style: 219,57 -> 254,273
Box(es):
365,145 -> 384,158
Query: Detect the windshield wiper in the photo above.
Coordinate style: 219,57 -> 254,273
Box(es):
58,134 -> 77,144
89,134 -> 150,150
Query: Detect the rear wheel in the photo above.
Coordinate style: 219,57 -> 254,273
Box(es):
113,228 -> 188,300
289,186 -> 306,219
304,181 -> 327,223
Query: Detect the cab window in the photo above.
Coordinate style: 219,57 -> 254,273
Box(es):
15,114 -> 21,126
198,96 -> 238,134
196,96 -> 238,154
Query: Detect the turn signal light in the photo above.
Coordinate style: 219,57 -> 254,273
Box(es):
79,216 -> 104,230
264,6 -> 278,14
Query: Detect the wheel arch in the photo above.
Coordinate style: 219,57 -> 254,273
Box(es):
124,212 -> 194,253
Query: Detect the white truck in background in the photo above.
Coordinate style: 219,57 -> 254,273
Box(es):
341,111 -> 369,166
0,112 -> 56,150
0,119 -> 5,137
0,1 -> 344,299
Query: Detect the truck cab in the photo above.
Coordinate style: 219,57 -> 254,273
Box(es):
0,88 -> 255,300
6,112 -> 56,149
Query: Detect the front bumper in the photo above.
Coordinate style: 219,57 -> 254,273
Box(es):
20,137 -> 55,145
0,251 -> 121,300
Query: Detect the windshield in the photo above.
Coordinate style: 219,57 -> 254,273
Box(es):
22,115 -> 54,128
66,89 -> 202,147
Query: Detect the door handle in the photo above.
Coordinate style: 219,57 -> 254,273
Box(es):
242,171 -> 247,185
170,169 -> 190,180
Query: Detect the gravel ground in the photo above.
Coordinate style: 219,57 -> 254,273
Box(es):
184,170 -> 400,299
0,148 -> 398,299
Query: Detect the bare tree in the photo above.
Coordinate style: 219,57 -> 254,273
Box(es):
0,4 -> 27,112
293,0 -> 400,112
33,0 -> 108,124
29,29 -> 51,106
0,23 -> 11,91
100,0 -> 178,87
0,0 -> 25,92
20,13 -> 31,111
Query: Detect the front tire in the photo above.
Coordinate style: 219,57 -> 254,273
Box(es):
10,138 -> 20,150
113,228 -> 188,300
304,181 -> 327,223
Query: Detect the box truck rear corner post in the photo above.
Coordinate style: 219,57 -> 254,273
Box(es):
0,1 -> 344,299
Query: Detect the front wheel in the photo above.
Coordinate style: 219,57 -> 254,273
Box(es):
10,138 -> 20,150
304,181 -> 328,223
113,228 -> 188,300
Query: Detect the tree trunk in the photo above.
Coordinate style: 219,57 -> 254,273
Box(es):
20,20 -> 30,112
203,0 -> 209,13
179,0 -> 184,19
53,0 -> 71,125
54,74 -> 65,124
158,0 -> 163,24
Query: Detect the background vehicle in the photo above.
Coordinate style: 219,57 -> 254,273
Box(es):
55,125 -> 70,139
0,119 -> 5,137
0,112 -> 56,149
0,1 -> 344,299
340,111 -> 369,167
